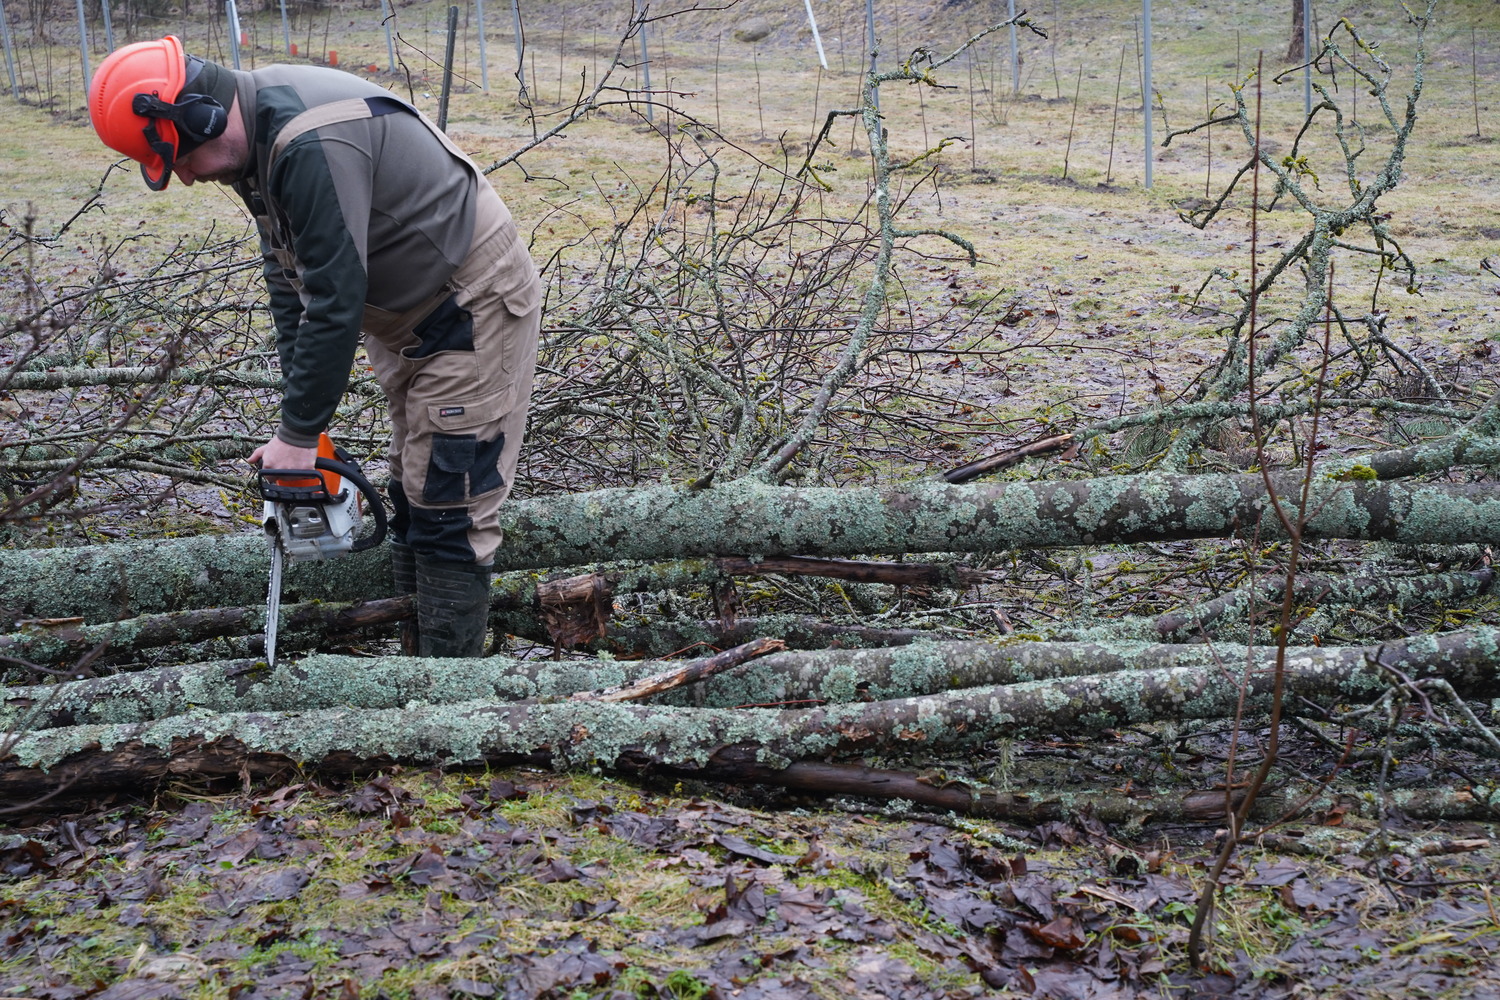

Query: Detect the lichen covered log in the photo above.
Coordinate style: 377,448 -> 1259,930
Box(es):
7,625 -> 1500,800
11,626 -> 1500,735
5,473 -> 1499,623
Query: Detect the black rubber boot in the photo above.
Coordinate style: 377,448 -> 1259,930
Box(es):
390,541 -> 420,654
415,555 -> 492,658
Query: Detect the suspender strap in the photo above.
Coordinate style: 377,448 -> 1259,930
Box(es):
270,96 -> 400,162
269,93 -> 515,240
269,94 -> 482,178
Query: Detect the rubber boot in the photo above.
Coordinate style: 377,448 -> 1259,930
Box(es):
390,540 -> 420,655
415,555 -> 492,658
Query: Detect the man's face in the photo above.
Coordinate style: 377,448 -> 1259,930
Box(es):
171,134 -> 242,186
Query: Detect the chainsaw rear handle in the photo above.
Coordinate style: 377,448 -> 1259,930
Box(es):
258,457 -> 388,553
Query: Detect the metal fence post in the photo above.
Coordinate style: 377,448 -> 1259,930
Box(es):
0,0 -> 20,100
475,0 -> 489,92
1143,0 -> 1153,189
1303,0 -> 1313,115
101,0 -> 114,53
638,17 -> 652,122
803,0 -> 827,71
280,0 -> 291,55
75,0 -> 92,95
380,0 -> 396,72
226,0 -> 243,70
438,4 -> 458,130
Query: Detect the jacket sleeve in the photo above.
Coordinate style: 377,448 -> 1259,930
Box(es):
256,223 -> 304,375
264,134 -> 372,447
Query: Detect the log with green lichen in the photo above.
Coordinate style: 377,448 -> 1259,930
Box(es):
2,637 -> 1114,731
0,559 -> 948,672
589,616 -> 933,659
11,618 -> 1500,736
0,596 -> 412,672
1153,568 -> 1495,641
4,473 -> 1500,625
6,625 -> 1500,800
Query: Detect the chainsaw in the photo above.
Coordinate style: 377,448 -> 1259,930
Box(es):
257,432 -> 387,665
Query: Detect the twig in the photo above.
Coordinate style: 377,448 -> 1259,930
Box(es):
571,636 -> 787,702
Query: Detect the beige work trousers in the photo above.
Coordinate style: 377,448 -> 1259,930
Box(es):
361,187 -> 540,565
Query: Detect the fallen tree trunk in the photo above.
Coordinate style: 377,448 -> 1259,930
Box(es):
5,723 -> 1495,821
0,557 -> 960,669
3,366 -> 381,398
11,626 -> 1500,734
0,597 -> 413,671
5,366 -> 281,391
4,709 -> 1497,823
1154,568 -> 1495,641
492,473 -> 1500,572
701,754 -> 1498,824
8,625 -> 1500,799
0,533 -> 392,629
711,556 -> 1001,587
588,617 -> 933,659
4,473 -> 1498,623
1,637 -> 1100,731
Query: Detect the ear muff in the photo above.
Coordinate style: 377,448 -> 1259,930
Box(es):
130,91 -> 227,149
128,91 -> 228,189
175,94 -> 229,146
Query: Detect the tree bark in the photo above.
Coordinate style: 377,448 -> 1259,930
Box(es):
0,596 -> 414,671
8,626 -> 1500,799
5,474 -> 1499,624
1154,568 -> 1494,641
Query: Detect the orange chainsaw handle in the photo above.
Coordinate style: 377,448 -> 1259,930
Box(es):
259,432 -> 342,494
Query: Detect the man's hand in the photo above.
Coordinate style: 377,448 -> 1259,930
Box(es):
250,437 -> 318,472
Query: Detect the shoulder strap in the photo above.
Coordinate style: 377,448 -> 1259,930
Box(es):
262,92 -> 504,251
269,94 -> 481,176
269,97 -> 385,163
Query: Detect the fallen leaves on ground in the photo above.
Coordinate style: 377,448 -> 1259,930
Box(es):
3,772 -> 1500,998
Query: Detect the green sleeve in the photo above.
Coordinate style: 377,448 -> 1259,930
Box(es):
266,137 -> 370,446
256,221 -> 303,375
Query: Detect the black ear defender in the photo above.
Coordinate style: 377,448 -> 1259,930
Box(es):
130,90 -> 229,190
131,91 -> 228,149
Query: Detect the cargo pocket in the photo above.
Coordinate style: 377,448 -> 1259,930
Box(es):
402,294 -> 475,360
420,386 -> 514,503
492,238 -> 542,320
425,434 -> 475,503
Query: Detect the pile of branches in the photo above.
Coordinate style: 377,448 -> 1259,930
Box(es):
0,11 -> 1049,546
4,2 -> 1500,837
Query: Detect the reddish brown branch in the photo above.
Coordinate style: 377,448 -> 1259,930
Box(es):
942,433 -> 1075,484
573,637 -> 788,703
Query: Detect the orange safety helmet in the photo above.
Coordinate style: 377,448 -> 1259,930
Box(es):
89,35 -> 229,191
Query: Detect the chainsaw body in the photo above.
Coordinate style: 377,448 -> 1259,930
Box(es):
256,433 -> 388,664
260,470 -> 363,564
